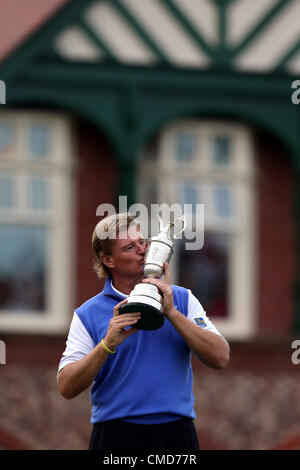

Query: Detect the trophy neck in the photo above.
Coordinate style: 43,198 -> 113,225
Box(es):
151,234 -> 174,247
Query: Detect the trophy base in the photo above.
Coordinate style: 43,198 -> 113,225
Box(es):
119,302 -> 165,330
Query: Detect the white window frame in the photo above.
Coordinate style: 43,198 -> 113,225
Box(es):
0,111 -> 74,334
138,120 -> 257,340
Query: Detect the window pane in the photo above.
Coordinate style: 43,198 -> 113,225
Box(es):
0,225 -> 48,312
178,182 -> 201,216
174,132 -> 197,164
27,176 -> 51,210
27,124 -> 51,160
0,175 -> 14,209
212,135 -> 231,166
0,124 -> 14,161
181,183 -> 197,205
212,183 -> 234,219
178,232 -> 229,318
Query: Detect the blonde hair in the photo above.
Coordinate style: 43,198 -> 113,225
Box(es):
92,213 -> 140,279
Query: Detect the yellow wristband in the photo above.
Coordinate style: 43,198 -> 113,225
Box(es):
101,339 -> 116,354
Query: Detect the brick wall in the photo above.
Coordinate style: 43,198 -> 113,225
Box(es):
73,119 -> 120,308
255,130 -> 297,334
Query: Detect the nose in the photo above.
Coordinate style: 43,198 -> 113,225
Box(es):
136,243 -> 146,255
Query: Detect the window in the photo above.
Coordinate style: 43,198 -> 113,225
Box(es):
0,112 -> 73,333
174,131 -> 197,164
138,121 -> 256,340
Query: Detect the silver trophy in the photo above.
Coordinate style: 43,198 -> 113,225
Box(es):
119,215 -> 186,330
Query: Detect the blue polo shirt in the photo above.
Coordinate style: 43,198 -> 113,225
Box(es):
75,278 -> 196,424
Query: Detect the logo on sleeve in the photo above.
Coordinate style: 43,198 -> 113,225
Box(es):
194,317 -> 207,327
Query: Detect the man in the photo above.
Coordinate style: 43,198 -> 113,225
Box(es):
57,213 -> 230,451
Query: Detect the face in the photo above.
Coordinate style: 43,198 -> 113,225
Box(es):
102,225 -> 147,277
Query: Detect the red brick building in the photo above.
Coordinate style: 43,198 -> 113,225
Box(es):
1,0 -> 300,450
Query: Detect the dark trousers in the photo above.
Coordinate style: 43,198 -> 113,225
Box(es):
88,417 -> 200,452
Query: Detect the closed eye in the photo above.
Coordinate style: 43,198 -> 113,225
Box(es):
123,239 -> 146,251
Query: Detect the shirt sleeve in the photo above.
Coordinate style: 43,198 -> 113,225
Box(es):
187,289 -> 223,337
57,312 -> 95,373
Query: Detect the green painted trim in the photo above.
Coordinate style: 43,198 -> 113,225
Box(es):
211,0 -> 231,46
112,0 -> 170,64
211,0 -> 236,5
117,162 -> 136,206
6,85 -> 122,139
13,60 -> 300,162
230,0 -> 294,60
22,62 -> 295,100
208,0 -> 237,65
76,17 -> 116,61
21,62 -> 300,161
0,0 -> 96,82
136,100 -> 300,169
24,62 -> 300,159
159,0 -> 213,59
215,0 -> 231,65
274,37 -> 300,71
39,44 -> 63,62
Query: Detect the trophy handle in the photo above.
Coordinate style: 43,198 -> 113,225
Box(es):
172,215 -> 187,239
156,214 -> 186,239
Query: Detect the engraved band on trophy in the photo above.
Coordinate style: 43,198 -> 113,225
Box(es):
119,215 -> 187,330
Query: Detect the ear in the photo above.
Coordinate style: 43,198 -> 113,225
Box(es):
100,252 -> 115,270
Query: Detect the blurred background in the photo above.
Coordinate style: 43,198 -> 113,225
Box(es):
1,0 -> 300,450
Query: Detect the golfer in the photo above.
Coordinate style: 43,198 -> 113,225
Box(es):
57,213 -> 230,451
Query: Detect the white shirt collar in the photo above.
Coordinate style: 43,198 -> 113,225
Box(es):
110,280 -> 128,298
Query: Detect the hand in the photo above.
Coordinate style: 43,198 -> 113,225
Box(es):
142,262 -> 177,320
104,299 -> 140,350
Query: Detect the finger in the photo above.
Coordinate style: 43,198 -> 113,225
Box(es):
143,277 -> 165,291
112,317 -> 141,329
124,327 -> 139,338
112,314 -> 141,324
142,277 -> 159,285
113,311 -> 141,318
113,299 -> 128,317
